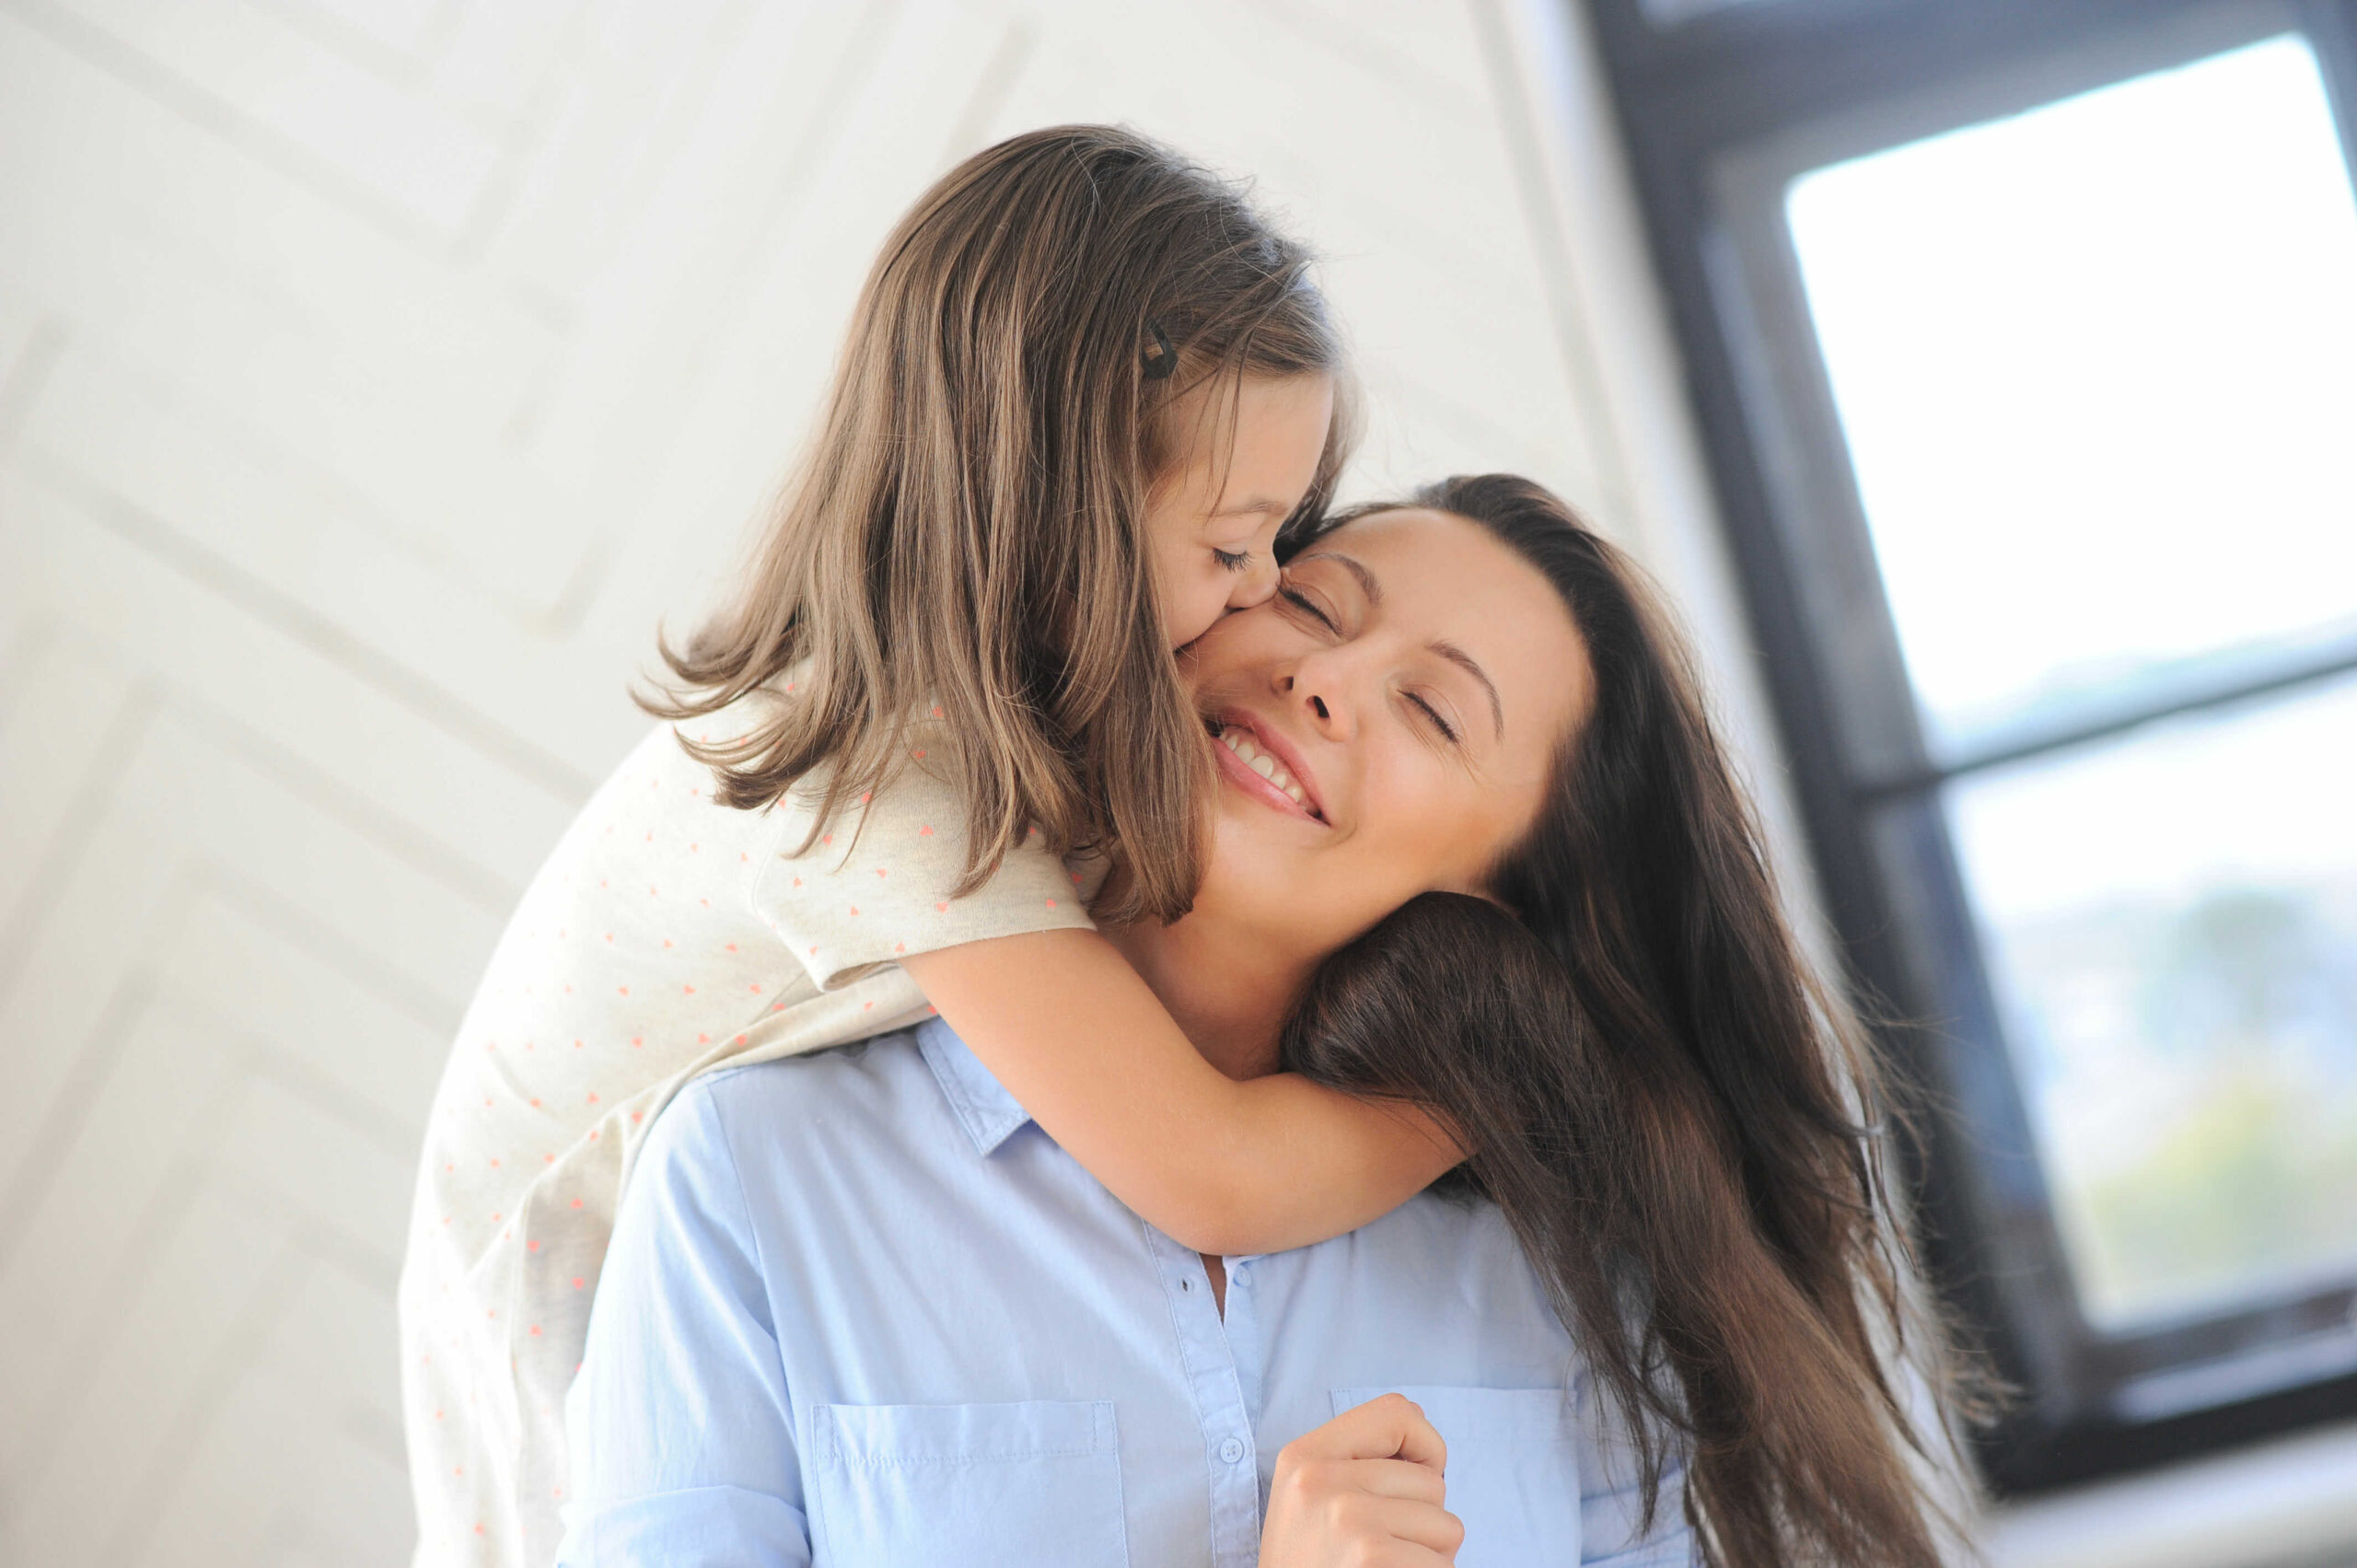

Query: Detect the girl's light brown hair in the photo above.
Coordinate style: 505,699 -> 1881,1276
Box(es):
643,124 -> 1351,923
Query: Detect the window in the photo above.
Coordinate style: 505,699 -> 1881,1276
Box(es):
1590,0 -> 2357,1490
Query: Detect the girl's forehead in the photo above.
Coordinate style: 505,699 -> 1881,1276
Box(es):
1163,373 -> 1335,505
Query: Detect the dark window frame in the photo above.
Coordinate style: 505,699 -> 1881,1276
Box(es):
1583,0 -> 2357,1493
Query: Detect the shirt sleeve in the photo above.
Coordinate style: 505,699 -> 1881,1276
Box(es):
556,1079 -> 810,1568
752,741 -> 1096,992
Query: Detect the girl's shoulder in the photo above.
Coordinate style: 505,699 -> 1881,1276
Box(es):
580,679 -> 804,842
506,705 -> 801,962
589,679 -> 1095,991
749,726 -> 1097,993
589,708 -> 784,843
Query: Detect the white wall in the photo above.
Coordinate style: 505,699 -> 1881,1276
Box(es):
0,1 -> 1786,1562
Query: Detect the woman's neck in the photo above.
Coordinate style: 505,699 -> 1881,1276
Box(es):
1100,914 -> 1310,1082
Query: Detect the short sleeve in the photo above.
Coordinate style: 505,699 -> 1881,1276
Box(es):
752,742 -> 1095,992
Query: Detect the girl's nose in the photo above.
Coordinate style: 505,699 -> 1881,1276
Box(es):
1226,553 -> 1280,611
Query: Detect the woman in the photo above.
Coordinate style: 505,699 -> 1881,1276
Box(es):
560,477 -> 1971,1567
1278,476 -> 1975,1567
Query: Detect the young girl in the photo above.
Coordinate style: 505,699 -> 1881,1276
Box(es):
398,125 -> 1459,1565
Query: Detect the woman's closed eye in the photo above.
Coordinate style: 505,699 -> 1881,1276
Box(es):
1406,691 -> 1460,745
1277,579 -> 1459,743
1277,583 -> 1339,633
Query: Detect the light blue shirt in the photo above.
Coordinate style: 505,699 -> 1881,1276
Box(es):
558,1020 -> 1694,1567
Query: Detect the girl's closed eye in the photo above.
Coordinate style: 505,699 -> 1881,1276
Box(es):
1213,547 -> 1251,573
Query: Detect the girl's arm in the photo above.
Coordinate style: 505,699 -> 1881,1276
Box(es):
900,929 -> 1460,1257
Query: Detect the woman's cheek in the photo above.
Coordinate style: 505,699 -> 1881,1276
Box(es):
1364,787 -> 1478,902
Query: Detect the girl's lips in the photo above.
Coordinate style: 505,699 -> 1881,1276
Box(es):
1209,714 -> 1330,826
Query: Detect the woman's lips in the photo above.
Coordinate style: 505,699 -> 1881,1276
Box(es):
1211,717 -> 1329,825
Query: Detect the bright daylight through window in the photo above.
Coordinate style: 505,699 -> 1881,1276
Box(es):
1785,34 -> 2357,1329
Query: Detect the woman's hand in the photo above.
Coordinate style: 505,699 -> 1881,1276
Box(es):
1258,1392 -> 1462,1567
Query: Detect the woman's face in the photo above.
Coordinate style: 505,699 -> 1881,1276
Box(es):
1180,505 -> 1593,963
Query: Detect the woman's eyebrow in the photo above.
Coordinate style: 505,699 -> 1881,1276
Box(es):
1294,551 -> 1502,738
1292,550 -> 1381,603
1432,639 -> 1504,738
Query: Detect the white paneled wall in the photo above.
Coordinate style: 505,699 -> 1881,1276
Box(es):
0,1 -> 1776,1562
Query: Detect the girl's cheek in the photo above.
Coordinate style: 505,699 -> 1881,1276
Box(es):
1164,579 -> 1222,651
1160,595 -> 1195,650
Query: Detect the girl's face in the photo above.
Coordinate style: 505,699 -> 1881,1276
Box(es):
1144,374 -> 1336,650
1178,505 -> 1593,966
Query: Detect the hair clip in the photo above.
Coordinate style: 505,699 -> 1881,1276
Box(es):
1142,319 -> 1178,381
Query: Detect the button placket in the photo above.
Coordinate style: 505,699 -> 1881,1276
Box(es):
1222,1257 -> 1267,1430
1143,1225 -> 1262,1568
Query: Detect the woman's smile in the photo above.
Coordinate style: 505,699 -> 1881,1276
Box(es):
1209,709 -> 1330,824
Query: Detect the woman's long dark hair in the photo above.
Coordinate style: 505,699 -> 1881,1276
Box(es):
1280,476 -> 1979,1568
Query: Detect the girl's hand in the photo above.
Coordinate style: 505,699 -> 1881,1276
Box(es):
1258,1393 -> 1462,1567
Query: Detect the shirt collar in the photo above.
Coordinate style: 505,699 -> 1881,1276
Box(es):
917,1017 -> 1036,1157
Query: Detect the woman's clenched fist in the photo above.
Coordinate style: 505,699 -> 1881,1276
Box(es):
1257,1392 -> 1463,1567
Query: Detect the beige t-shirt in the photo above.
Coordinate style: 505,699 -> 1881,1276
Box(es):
397,695 -> 1094,1566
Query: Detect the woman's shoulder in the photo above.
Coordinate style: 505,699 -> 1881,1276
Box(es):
688,1027 -> 912,1103
644,1027 -> 947,1191
1353,1187 -> 1573,1334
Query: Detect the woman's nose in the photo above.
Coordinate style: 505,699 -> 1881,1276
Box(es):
1283,656 -> 1353,739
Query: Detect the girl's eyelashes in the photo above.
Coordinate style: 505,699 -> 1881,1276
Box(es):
1213,547 -> 1251,573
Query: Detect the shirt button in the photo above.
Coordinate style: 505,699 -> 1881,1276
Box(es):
1218,1437 -> 1246,1465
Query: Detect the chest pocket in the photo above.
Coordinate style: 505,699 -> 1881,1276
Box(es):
1330,1385 -> 1582,1567
807,1399 -> 1129,1567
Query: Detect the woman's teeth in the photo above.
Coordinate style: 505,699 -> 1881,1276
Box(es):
1219,727 -> 1311,809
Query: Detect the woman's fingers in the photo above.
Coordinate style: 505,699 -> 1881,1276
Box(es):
1290,1456 -> 1446,1507
1349,1494 -> 1465,1557
1300,1392 -> 1449,1474
1259,1397 -> 1463,1567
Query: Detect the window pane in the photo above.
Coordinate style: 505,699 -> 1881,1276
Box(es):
1641,0 -> 1781,26
1946,675 -> 2357,1327
1786,35 -> 2357,755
